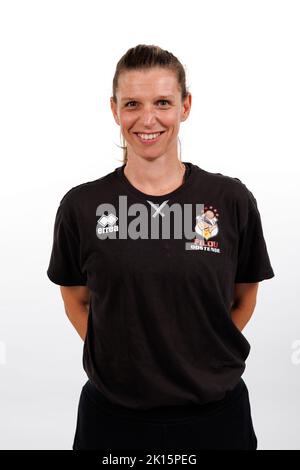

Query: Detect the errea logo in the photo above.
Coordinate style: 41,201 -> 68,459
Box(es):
97,213 -> 119,234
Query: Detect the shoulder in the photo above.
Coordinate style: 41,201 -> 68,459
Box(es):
196,167 -> 260,231
198,166 -> 251,200
58,168 -> 117,208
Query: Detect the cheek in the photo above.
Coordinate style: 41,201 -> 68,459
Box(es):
120,114 -> 135,129
163,110 -> 180,125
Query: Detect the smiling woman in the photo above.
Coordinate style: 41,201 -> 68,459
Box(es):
112,69 -> 189,155
110,45 -> 191,171
109,63 -> 191,196
47,43 -> 275,451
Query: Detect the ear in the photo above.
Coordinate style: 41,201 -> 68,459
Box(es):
110,97 -> 120,126
181,93 -> 192,121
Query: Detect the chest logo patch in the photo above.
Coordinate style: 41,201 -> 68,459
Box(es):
185,206 -> 221,253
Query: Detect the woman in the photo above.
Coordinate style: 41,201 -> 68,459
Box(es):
47,44 -> 275,450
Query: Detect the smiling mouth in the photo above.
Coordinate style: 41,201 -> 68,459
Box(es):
133,131 -> 166,144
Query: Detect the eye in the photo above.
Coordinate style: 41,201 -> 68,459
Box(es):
125,100 -> 170,108
125,101 -> 137,108
158,100 -> 170,106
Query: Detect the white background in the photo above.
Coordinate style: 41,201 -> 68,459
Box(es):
0,0 -> 299,450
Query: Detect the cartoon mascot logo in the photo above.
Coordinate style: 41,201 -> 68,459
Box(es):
194,206 -> 219,241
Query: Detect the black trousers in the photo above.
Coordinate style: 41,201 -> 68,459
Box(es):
72,378 -> 258,450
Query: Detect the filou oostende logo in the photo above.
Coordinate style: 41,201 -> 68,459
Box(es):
96,196 -> 221,253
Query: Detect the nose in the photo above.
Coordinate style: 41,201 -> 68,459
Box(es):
140,106 -> 158,127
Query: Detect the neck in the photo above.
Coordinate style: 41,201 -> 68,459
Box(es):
124,157 -> 186,196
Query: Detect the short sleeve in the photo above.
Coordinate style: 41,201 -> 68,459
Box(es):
47,199 -> 87,286
234,189 -> 275,283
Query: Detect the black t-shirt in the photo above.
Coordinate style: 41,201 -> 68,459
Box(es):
47,162 -> 275,410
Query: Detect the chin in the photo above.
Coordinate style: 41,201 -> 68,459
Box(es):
140,154 -> 162,161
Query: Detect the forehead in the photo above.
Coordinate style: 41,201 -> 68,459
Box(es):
117,68 -> 180,98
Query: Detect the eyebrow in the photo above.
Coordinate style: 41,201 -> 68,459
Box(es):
121,95 -> 175,102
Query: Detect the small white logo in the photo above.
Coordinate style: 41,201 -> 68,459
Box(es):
97,213 -> 119,234
147,200 -> 169,218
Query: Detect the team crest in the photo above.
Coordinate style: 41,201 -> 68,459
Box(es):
185,205 -> 220,253
195,206 -> 219,241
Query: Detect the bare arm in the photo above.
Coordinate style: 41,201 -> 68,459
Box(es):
230,282 -> 259,332
59,286 -> 91,341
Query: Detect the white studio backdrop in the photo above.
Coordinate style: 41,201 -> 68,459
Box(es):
0,0 -> 299,450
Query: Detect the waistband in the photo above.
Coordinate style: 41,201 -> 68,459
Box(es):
82,378 -> 247,423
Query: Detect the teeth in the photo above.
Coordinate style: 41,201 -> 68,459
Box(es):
137,132 -> 161,140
